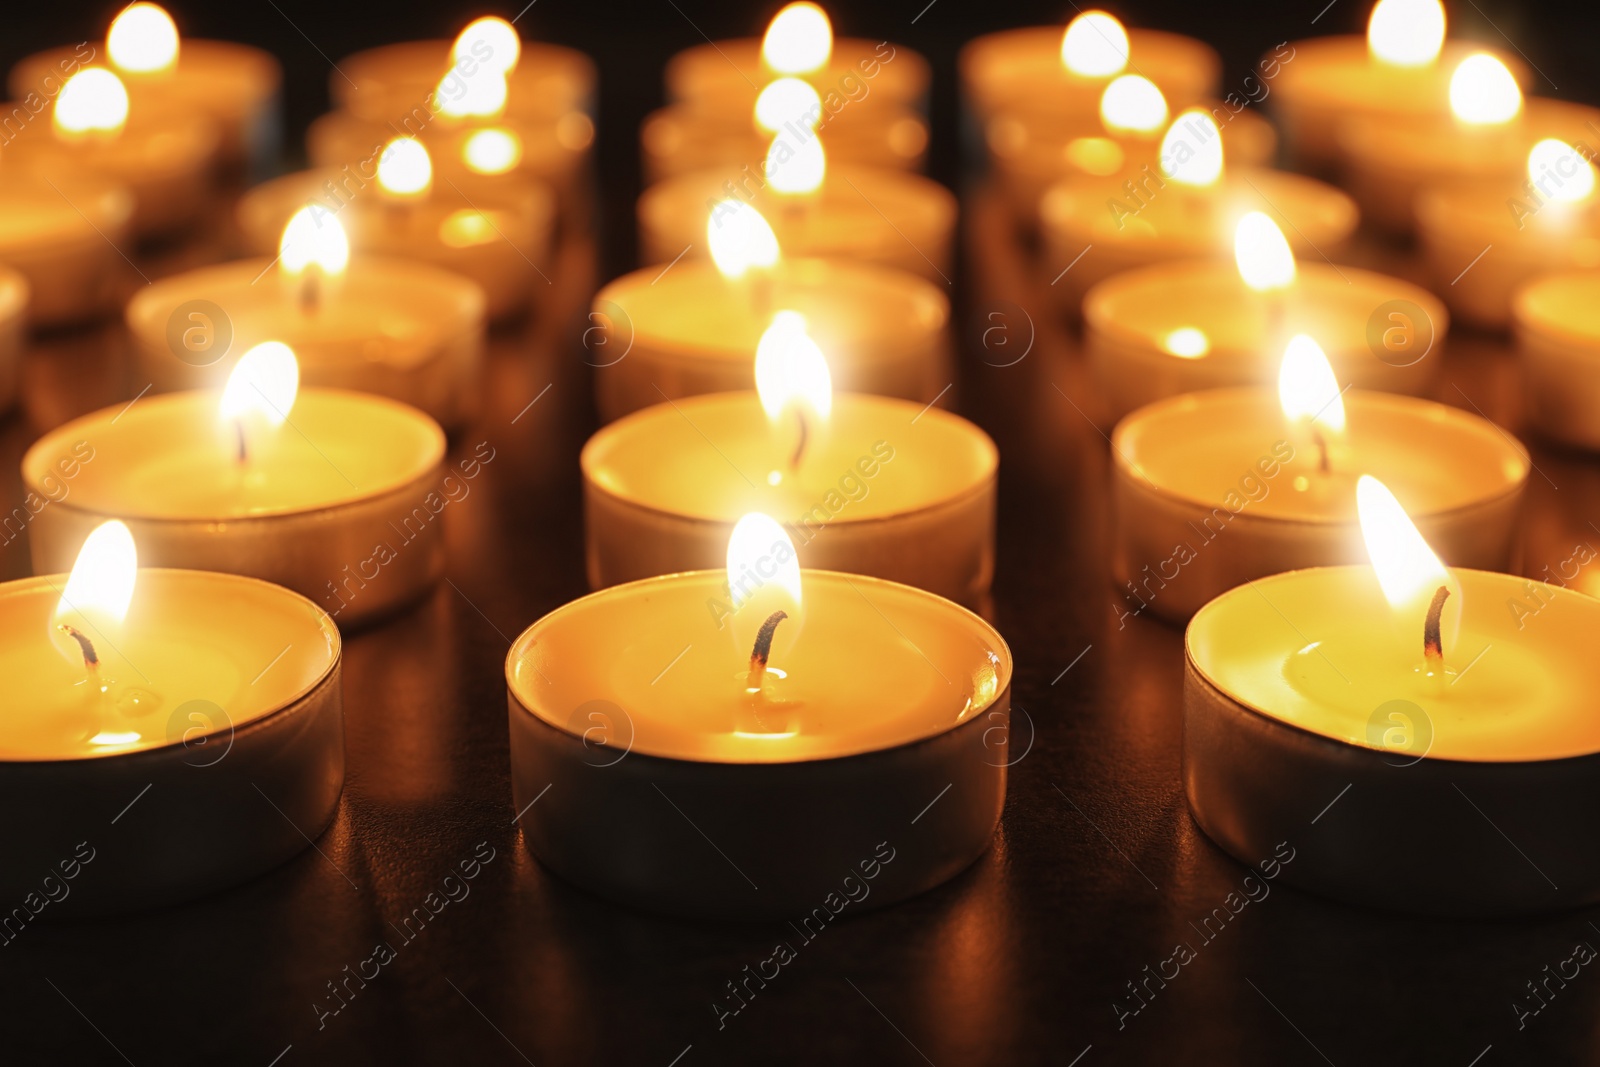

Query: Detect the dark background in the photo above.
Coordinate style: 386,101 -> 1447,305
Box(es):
4,3 -> 1600,1066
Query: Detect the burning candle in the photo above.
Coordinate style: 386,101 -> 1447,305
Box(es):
23,343 -> 448,627
1270,0 -> 1526,169
505,515 -> 1011,918
1110,337 -> 1528,622
0,519 -> 343,914
1515,270 -> 1600,449
583,313 -> 997,606
125,208 -> 486,429
237,136 -> 553,321
592,200 -> 950,421
961,10 -> 1219,125
1041,112 -> 1357,318
1184,476 -> 1600,914
4,64 -> 218,237
8,2 -> 282,177
1083,213 -> 1435,422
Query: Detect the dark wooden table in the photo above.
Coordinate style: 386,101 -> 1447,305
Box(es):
3,168 -> 1599,1067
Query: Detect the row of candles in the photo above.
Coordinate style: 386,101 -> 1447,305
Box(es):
0,0 -> 1595,918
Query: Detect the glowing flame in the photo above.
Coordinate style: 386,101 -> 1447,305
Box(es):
439,67 -> 508,119
766,131 -> 826,194
1357,475 -> 1457,658
1278,335 -> 1345,434
108,3 -> 179,73
755,77 -> 824,134
707,200 -> 780,278
1528,139 -> 1596,203
755,311 -> 832,423
1234,212 -> 1297,292
53,520 -> 137,657
463,128 -> 522,174
762,3 -> 833,76
1060,11 -> 1129,77
1100,75 -> 1167,135
453,17 -> 520,75
1449,53 -> 1521,125
1163,327 -> 1209,358
377,137 -> 433,198
220,341 -> 299,426
1366,0 -> 1446,67
54,68 -> 130,137
278,207 -> 349,279
1159,109 -> 1223,187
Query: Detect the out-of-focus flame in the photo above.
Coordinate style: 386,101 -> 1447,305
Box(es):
377,137 -> 433,198
220,341 -> 298,425
1234,211 -> 1296,292
1527,139 -> 1596,204
278,207 -> 350,280
1449,53 -> 1522,125
452,17 -> 520,75
1278,334 -> 1345,434
762,3 -> 833,76
1366,0 -> 1446,67
108,3 -> 179,73
766,131 -> 826,194
1060,11 -> 1129,77
755,310 -> 832,423
462,127 -> 522,174
1159,109 -> 1223,186
1100,74 -> 1167,135
1163,327 -> 1209,358
54,68 -> 130,137
708,200 -> 780,278
755,77 -> 823,134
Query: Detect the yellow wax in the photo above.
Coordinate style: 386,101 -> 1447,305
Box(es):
1189,566 -> 1600,761
27,389 -> 444,520
1115,388 -> 1528,522
584,391 -> 995,524
0,569 -> 337,760
508,570 -> 1008,763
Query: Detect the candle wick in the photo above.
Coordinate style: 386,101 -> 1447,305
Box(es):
300,269 -> 321,315
1312,425 -> 1330,473
789,409 -> 809,471
57,623 -> 100,676
1423,584 -> 1449,672
235,419 -> 247,465
746,610 -> 789,691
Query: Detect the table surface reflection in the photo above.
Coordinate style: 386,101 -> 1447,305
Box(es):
2,182 -> 1597,1067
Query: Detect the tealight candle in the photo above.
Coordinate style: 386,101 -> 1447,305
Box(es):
1418,140 -> 1600,329
1111,337 -> 1527,623
0,265 -> 27,412
237,137 -> 554,321
1339,56 -> 1600,234
1514,270 -> 1600,449
584,314 -> 996,606
961,10 -> 1219,124
0,521 -> 342,914
1185,477 -> 1600,914
23,343 -> 449,627
0,159 -> 133,326
331,17 -> 596,124
638,138 -> 955,283
1270,0 -> 1525,169
666,3 -> 929,120
593,200 -> 950,421
4,65 -> 218,238
8,3 -> 281,177
1083,214 -> 1435,422
125,209 -> 487,430
506,516 -> 1011,919
985,73 -> 1277,225
1041,111 -> 1357,317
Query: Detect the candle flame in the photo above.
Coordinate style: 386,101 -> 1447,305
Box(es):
727,512 -> 802,614
1234,211 -> 1297,293
462,127 -> 522,174
707,199 -> 780,278
1278,334 -> 1345,434
55,520 -> 138,634
453,16 -> 520,75
108,3 -> 179,73
755,311 -> 832,423
1366,0 -> 1446,67
755,77 -> 824,134
1099,74 -> 1167,135
1060,10 -> 1129,77
765,130 -> 826,195
54,68 -> 130,137
1449,53 -> 1522,126
1163,327 -> 1209,358
438,68 -> 509,119
1159,109 -> 1223,187
377,137 -> 433,198
221,341 -> 299,426
762,2 -> 832,76
278,207 -> 350,279
1528,139 -> 1596,203
1357,475 -> 1458,657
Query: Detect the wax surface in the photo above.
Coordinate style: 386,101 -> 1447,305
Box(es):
1517,272 -> 1600,347
509,570 -> 1009,762
584,391 -> 995,523
1116,388 -> 1526,521
24,389 -> 443,520
0,570 -> 337,760
1189,566 -> 1600,762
